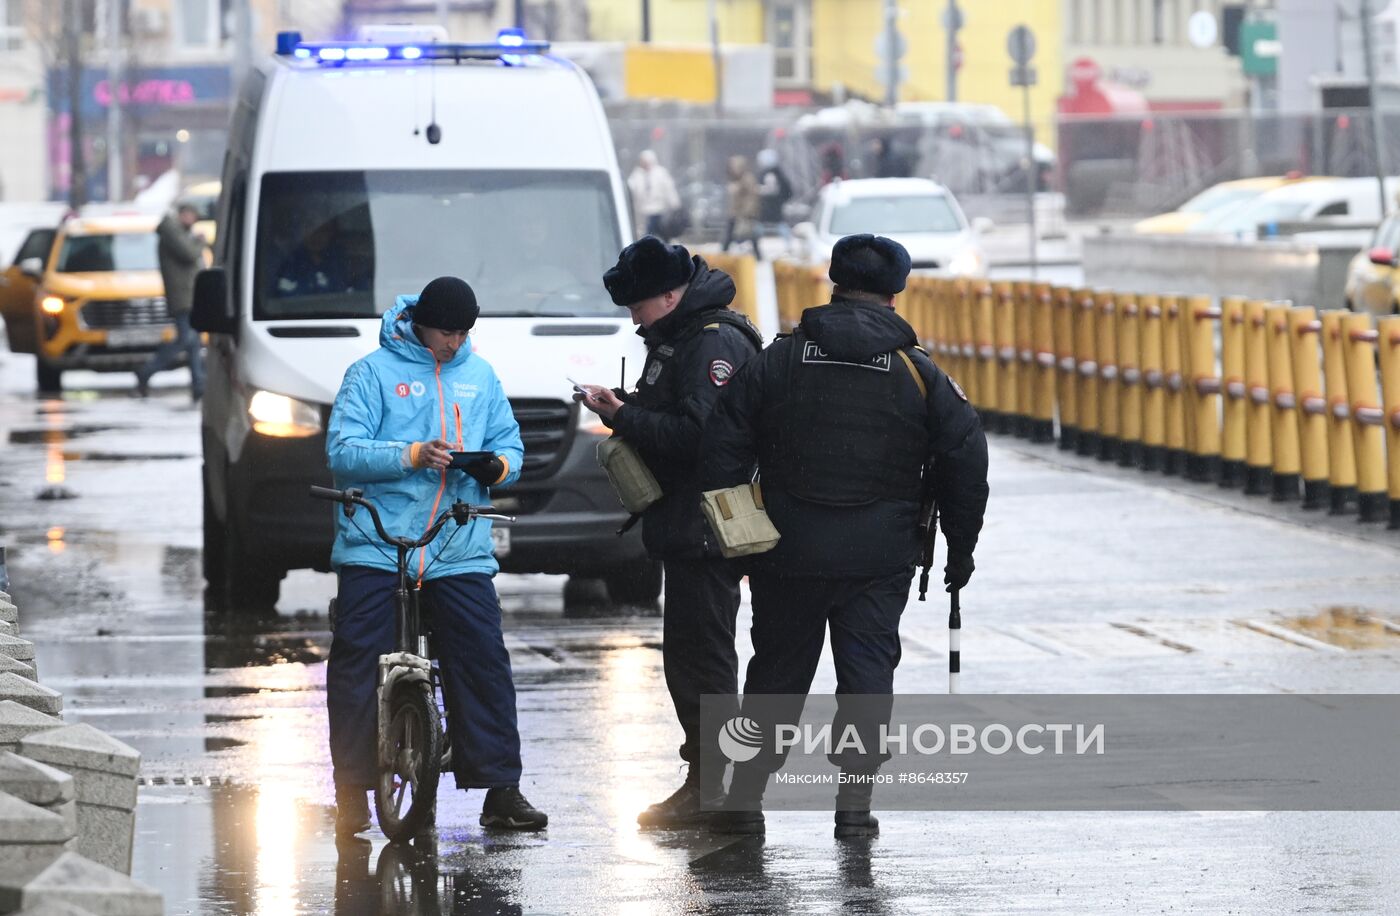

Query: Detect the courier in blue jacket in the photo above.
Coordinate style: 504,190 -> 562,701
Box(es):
325,276 -> 547,836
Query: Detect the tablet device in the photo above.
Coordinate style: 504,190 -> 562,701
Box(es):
449,450 -> 495,470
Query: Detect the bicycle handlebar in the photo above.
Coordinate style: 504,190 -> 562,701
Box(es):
309,485 -> 514,551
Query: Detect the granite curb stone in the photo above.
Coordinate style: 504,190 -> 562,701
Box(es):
0,703 -> 63,754
0,851 -> 162,915
12,900 -> 102,916
18,725 -> 140,779
0,654 -> 36,679
0,674 -> 63,716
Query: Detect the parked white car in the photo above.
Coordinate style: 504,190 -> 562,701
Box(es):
1189,177 -> 1396,239
795,178 -> 990,276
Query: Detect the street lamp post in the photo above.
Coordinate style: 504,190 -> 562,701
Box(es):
642,0 -> 652,42
105,0 -> 122,201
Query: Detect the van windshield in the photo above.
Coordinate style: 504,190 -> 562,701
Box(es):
254,170 -> 626,320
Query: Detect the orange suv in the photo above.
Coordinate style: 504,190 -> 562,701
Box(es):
28,214 -> 179,391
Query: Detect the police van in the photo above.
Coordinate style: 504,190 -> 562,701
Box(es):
191,28 -> 651,610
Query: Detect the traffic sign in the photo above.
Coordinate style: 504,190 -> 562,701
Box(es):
1187,10 -> 1217,48
1007,25 -> 1036,65
875,30 -> 907,62
1009,65 -> 1037,87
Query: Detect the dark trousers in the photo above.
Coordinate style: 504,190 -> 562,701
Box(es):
137,312 -> 205,396
721,218 -> 761,258
327,566 -> 522,789
738,568 -> 912,777
662,558 -> 743,787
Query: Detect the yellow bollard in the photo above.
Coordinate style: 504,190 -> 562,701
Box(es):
1242,299 -> 1274,495
1219,297 -> 1249,488
1319,310 -> 1360,513
1052,285 -> 1079,452
1031,282 -> 1057,443
1139,293 -> 1167,472
1286,307 -> 1332,510
1378,316 -> 1400,528
1341,312 -> 1389,522
1095,289 -> 1121,462
1014,281 -> 1036,439
952,279 -> 977,406
1265,303 -> 1303,502
1115,292 -> 1144,467
772,260 -> 796,331
1073,288 -> 1100,457
808,265 -> 831,316
1183,295 -> 1223,482
993,280 -> 1018,435
974,282 -> 999,423
1161,295 -> 1189,476
727,253 -> 760,328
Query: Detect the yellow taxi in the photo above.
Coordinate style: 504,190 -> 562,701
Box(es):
1344,211 -> 1400,316
31,214 -> 178,391
1133,175 -> 1317,234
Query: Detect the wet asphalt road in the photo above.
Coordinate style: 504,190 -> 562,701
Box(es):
2,348 -> 1400,914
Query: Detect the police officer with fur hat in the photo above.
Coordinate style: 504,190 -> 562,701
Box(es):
575,236 -> 763,827
698,234 -> 989,839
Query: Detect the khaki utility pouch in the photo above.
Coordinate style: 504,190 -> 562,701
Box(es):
701,483 -> 782,558
597,437 -> 663,513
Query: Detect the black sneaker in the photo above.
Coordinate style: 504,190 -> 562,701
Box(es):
133,374 -> 150,399
637,781 -> 724,829
480,786 -> 548,831
709,808 -> 766,836
834,810 -> 880,839
335,785 -> 371,838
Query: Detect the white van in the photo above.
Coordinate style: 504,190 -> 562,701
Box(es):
1189,176 -> 1396,238
192,29 -> 652,610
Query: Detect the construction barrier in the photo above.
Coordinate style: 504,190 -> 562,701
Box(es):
769,262 -> 1400,533
703,252 -> 760,329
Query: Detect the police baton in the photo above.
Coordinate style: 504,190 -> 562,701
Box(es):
948,588 -> 961,694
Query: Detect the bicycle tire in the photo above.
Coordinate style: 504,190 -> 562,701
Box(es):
375,681 -> 442,842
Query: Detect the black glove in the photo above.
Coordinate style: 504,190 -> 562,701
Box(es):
462,456 -> 505,487
944,552 -> 974,593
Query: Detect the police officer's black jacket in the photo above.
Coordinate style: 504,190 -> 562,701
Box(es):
699,294 -> 989,578
608,257 -> 764,559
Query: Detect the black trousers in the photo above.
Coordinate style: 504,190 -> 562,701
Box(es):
662,557 -> 743,787
738,568 -> 912,777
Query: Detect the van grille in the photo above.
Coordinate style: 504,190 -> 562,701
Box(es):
510,398 -> 572,479
80,297 -> 171,329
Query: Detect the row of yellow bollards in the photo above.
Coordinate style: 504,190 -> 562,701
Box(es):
890,275 -> 1400,529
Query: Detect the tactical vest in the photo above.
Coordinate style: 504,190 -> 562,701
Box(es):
759,329 -> 929,506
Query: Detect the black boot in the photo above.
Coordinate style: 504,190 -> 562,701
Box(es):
480,786 -> 548,831
710,765 -> 767,836
834,774 -> 879,839
638,771 -> 724,828
335,784 -> 371,839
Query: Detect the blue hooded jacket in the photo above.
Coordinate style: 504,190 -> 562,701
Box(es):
327,295 -> 524,579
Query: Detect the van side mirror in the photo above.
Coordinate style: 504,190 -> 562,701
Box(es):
971,216 -> 995,235
190,267 -> 237,334
1368,246 -> 1397,267
17,257 -> 42,278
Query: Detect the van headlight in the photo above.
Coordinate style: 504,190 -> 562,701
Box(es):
947,247 -> 986,277
249,390 -> 322,438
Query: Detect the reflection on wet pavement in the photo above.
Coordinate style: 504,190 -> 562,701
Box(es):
5,364 -> 1400,912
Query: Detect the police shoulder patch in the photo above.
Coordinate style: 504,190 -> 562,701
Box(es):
709,358 -> 735,386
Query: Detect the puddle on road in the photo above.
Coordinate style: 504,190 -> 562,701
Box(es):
205,633 -> 329,669
60,450 -> 194,462
8,424 -> 122,444
1275,608 -> 1400,651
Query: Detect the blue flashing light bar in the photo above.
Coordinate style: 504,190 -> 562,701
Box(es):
275,30 -> 550,65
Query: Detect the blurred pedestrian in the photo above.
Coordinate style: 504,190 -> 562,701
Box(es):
755,149 -> 794,253
574,237 -> 763,828
819,140 -> 848,186
721,155 -> 760,256
699,234 -> 989,840
134,204 -> 206,401
627,150 -> 682,240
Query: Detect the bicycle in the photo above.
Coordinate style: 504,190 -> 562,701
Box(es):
310,484 -> 515,842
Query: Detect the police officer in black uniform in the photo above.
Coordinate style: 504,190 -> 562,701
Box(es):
698,233 -> 989,839
575,236 -> 763,827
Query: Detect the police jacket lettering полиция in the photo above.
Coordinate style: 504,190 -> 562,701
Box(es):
700,295 -> 989,578
607,257 -> 764,559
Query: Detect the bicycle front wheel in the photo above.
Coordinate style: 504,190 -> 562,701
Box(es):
375,681 -> 442,842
